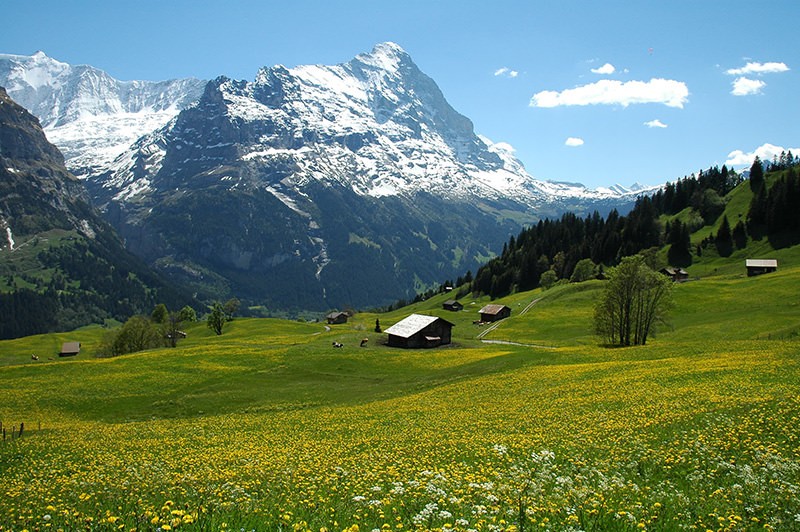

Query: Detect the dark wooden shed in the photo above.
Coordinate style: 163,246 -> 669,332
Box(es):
479,304 -> 511,323
326,311 -> 348,325
384,314 -> 454,349
59,342 -> 81,357
660,267 -> 689,282
442,300 -> 463,312
746,259 -> 777,277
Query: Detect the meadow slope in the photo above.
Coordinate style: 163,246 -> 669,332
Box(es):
1,264 -> 799,531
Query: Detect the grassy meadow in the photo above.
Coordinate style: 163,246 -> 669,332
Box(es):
1,262 -> 800,531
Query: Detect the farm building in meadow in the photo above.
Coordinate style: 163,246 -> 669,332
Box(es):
660,267 -> 689,282
384,314 -> 454,348
326,311 -> 349,324
59,342 -> 81,357
479,304 -> 511,323
746,259 -> 778,277
442,300 -> 463,312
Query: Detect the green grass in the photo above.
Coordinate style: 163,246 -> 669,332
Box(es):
1,257 -> 799,531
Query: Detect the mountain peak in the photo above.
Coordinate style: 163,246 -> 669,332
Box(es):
353,42 -> 412,72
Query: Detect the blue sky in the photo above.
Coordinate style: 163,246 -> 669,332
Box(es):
2,0 -> 797,189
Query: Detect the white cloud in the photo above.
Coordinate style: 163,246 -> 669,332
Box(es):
565,137 -> 584,147
530,78 -> 689,108
591,63 -> 616,75
494,67 -> 519,78
726,61 -> 789,75
731,77 -> 766,96
644,119 -> 668,128
725,143 -> 800,167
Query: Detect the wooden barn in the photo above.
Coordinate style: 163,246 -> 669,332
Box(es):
746,259 -> 778,276
59,342 -> 81,357
384,314 -> 454,348
479,304 -> 511,323
660,267 -> 689,282
442,300 -> 463,312
326,311 -> 349,325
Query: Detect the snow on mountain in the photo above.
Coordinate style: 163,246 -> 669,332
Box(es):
0,51 -> 205,177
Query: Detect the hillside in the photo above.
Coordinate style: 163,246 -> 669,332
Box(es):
0,87 -> 194,338
1,253 -> 799,530
469,162 -> 800,299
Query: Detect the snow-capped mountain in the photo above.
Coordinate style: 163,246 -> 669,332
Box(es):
0,51 -> 205,177
2,44 -> 650,310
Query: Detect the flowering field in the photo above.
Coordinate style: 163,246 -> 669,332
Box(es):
2,275 -> 800,531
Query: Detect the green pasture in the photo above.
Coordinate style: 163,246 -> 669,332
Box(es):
1,260 -> 799,530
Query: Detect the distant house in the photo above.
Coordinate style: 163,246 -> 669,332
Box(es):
384,314 -> 454,348
746,259 -> 778,277
660,267 -> 689,282
479,304 -> 511,323
326,311 -> 349,325
59,342 -> 81,357
442,300 -> 463,312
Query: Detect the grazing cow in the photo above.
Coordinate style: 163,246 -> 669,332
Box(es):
360,338 -> 368,347
31,354 -> 39,361
332,341 -> 344,348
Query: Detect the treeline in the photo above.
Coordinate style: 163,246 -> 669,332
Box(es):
470,165 -> 756,299
0,237 -> 194,340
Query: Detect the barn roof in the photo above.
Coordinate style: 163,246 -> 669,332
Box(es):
479,304 -> 510,315
326,311 -> 348,319
384,314 -> 453,338
61,342 -> 81,354
746,259 -> 777,268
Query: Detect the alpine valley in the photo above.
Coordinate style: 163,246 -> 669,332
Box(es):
1,43 -> 651,313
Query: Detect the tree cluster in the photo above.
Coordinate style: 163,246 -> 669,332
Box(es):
470,165 -> 756,300
98,303 -> 196,357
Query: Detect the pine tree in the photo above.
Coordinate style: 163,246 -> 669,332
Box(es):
749,156 -> 764,192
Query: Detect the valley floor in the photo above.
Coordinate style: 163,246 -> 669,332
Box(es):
1,272 -> 799,531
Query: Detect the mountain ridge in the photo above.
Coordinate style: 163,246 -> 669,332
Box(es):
1,44 -> 652,311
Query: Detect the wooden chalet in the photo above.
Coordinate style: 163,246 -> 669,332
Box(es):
326,311 -> 349,325
59,341 -> 81,357
442,300 -> 463,312
660,267 -> 689,282
384,314 -> 454,349
746,259 -> 778,277
479,304 -> 511,323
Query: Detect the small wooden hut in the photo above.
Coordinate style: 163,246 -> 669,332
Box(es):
746,259 -> 777,277
478,304 -> 511,323
660,267 -> 689,282
59,342 -> 81,357
442,300 -> 463,312
326,311 -> 349,325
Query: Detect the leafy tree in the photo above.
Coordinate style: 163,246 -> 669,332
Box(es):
151,303 -> 168,324
540,270 -> 558,290
223,298 -> 240,322
179,305 -> 197,323
594,255 -> 672,346
570,258 -> 596,283
207,302 -> 226,335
